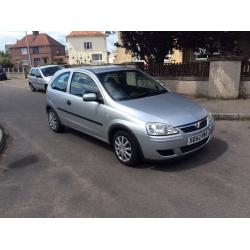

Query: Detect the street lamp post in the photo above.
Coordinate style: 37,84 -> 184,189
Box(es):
25,31 -> 32,67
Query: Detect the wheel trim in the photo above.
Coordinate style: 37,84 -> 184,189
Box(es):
48,111 -> 57,129
114,136 -> 132,162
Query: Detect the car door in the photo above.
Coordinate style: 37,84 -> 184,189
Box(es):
29,68 -> 36,85
35,68 -> 44,90
64,71 -> 106,139
48,71 -> 72,126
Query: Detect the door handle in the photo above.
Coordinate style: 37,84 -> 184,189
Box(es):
66,100 -> 71,105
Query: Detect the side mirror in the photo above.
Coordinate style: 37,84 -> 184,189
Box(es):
82,92 -> 97,102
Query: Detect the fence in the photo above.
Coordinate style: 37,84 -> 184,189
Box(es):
3,66 -> 27,79
137,62 -> 210,78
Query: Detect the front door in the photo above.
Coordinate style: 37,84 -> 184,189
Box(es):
63,71 -> 106,139
35,68 -> 43,89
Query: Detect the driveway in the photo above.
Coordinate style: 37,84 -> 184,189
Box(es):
0,80 -> 250,217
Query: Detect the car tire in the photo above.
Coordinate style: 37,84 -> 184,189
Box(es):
29,82 -> 37,92
112,130 -> 141,166
48,109 -> 63,133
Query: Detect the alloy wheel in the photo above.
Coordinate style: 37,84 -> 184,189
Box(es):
114,135 -> 132,162
48,111 -> 57,130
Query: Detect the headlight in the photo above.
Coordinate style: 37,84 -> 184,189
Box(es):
208,112 -> 213,123
146,122 -> 179,136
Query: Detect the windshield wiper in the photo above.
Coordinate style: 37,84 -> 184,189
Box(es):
135,90 -> 164,99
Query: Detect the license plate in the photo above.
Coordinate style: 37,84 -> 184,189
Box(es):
188,130 -> 209,145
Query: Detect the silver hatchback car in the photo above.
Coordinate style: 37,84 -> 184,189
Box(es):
46,66 -> 214,166
29,65 -> 62,92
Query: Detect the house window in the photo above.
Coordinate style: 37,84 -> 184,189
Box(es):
92,53 -> 102,61
21,60 -> 29,66
84,42 -> 92,50
56,49 -> 60,55
21,48 -> 28,55
32,47 -> 39,54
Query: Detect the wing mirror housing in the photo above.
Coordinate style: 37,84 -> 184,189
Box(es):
82,92 -> 98,102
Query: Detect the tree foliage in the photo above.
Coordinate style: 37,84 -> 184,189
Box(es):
117,31 -> 250,63
174,31 -> 249,57
116,32 -> 176,63
0,51 -> 13,67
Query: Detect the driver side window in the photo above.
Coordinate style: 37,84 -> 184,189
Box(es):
35,69 -> 42,78
70,72 -> 99,97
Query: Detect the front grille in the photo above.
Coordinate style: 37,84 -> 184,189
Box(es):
179,117 -> 208,133
181,137 -> 209,153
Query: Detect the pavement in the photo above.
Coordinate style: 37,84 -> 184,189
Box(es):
1,79 -> 250,120
188,96 -> 250,120
0,79 -> 250,217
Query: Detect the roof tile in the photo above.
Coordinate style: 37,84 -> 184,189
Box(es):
12,33 -> 64,48
67,31 -> 105,37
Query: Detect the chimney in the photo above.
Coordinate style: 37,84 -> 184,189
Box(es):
32,31 -> 39,36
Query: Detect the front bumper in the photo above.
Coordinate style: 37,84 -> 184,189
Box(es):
135,121 -> 215,161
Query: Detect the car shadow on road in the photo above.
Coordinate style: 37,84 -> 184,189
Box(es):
137,137 -> 228,172
61,128 -> 228,172
64,127 -> 112,151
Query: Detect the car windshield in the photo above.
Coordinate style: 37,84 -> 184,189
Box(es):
41,66 -> 62,77
97,70 -> 167,101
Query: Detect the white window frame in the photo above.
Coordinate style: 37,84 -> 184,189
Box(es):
84,42 -> 92,50
21,47 -> 28,55
21,60 -> 29,66
91,53 -> 103,62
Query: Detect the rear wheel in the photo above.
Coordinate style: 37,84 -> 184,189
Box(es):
112,130 -> 141,166
29,82 -> 36,92
48,109 -> 63,133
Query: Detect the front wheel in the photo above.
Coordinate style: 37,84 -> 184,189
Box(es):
112,130 -> 141,166
29,82 -> 36,92
48,109 -> 63,133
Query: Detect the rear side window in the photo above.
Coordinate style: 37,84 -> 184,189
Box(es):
51,72 -> 70,92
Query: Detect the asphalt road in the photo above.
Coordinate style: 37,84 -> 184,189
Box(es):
0,80 -> 250,217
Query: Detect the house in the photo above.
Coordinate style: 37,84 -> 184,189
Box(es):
107,52 -> 116,64
66,31 -> 108,65
5,44 -> 14,55
10,31 -> 66,66
113,32 -> 132,64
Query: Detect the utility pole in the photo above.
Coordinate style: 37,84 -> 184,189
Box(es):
25,31 -> 32,67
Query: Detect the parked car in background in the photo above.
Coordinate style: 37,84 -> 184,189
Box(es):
0,66 -> 7,81
28,65 -> 62,92
46,66 -> 214,166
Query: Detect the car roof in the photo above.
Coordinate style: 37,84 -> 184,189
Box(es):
76,65 -> 137,74
32,65 -> 62,70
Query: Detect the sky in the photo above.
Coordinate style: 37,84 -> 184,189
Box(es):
0,31 -> 118,53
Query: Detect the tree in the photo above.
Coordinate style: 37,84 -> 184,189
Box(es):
0,51 -> 13,67
116,32 -> 176,64
116,31 -> 250,64
174,31 -> 248,57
